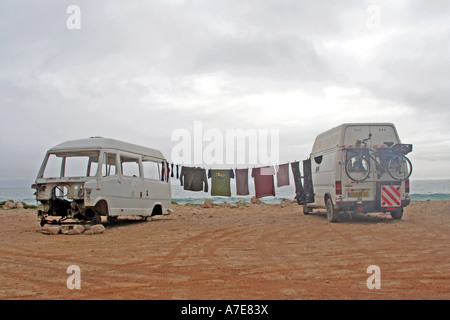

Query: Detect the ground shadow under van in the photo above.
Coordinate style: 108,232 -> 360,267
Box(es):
305,210 -> 398,224
102,216 -> 172,229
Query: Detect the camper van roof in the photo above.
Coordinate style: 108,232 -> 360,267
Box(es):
48,137 -> 165,159
311,123 -> 399,154
319,122 -> 396,134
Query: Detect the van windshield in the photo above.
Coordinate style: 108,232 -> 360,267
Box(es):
43,151 -> 100,178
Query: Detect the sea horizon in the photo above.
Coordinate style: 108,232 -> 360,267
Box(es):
1,178 -> 449,205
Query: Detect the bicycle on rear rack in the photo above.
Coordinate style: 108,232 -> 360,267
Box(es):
345,134 -> 413,183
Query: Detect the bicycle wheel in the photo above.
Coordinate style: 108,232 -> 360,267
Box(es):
345,153 -> 370,182
387,155 -> 412,181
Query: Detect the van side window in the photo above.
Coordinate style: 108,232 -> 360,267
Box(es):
64,157 -> 89,177
102,153 -> 117,177
64,153 -> 100,177
314,155 -> 323,164
88,159 -> 99,177
43,154 -> 62,178
121,155 -> 140,177
142,160 -> 160,181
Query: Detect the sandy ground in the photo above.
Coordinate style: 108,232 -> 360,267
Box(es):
0,200 -> 449,300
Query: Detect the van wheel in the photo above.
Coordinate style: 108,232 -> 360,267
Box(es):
107,216 -> 118,223
391,210 -> 403,220
303,205 -> 312,215
86,210 -> 102,225
326,198 -> 338,222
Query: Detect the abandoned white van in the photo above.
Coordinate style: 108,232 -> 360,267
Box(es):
32,137 -> 171,226
302,123 -> 412,222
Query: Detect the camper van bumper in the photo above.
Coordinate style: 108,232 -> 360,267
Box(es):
335,199 -> 410,213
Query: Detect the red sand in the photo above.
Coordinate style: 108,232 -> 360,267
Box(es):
0,200 -> 449,299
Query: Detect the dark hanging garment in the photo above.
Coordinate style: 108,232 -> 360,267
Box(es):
276,163 -> 290,187
303,159 -> 314,203
208,169 -> 234,197
291,161 -> 306,204
251,166 -> 275,198
180,166 -> 208,192
235,168 -> 250,196
176,164 -> 179,179
166,162 -> 170,181
171,163 -> 174,178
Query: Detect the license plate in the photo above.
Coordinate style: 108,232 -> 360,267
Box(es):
348,192 -> 369,197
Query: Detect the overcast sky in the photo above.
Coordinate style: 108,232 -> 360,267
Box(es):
1,0 -> 449,187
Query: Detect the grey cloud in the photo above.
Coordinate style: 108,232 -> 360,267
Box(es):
1,0 -> 450,186
193,35 -> 330,82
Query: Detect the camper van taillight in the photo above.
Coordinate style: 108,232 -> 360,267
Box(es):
405,179 -> 410,194
335,181 -> 342,195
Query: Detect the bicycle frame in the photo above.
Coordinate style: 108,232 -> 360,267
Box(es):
345,146 -> 412,182
350,148 -> 391,179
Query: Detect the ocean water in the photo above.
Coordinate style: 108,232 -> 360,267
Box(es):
171,178 -> 450,204
1,179 -> 449,205
0,187 -> 38,205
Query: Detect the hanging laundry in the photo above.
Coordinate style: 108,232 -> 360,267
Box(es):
166,162 -> 170,181
276,163 -> 290,187
291,161 -> 306,204
251,166 -> 275,198
176,164 -> 179,179
161,162 -> 170,182
235,168 -> 250,196
303,159 -> 315,203
208,169 -> 234,197
171,163 -> 174,178
180,166 -> 208,192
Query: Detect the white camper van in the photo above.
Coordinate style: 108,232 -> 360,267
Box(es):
32,137 -> 172,226
303,123 -> 412,222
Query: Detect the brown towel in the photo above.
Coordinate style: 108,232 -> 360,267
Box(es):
251,166 -> 275,198
276,163 -> 290,187
235,168 -> 250,196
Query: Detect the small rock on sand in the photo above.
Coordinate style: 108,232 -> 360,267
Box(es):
42,225 -> 61,235
280,199 -> 292,208
203,200 -> 214,208
251,196 -> 261,204
65,229 -> 81,235
91,224 -> 105,234
2,200 -> 15,210
73,225 -> 85,234
64,225 -> 84,235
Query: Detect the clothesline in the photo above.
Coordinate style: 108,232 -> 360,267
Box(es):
170,161 -> 313,201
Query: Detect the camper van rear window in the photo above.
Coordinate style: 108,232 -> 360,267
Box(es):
314,155 -> 323,164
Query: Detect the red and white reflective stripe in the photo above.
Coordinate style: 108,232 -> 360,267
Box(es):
381,185 -> 401,207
